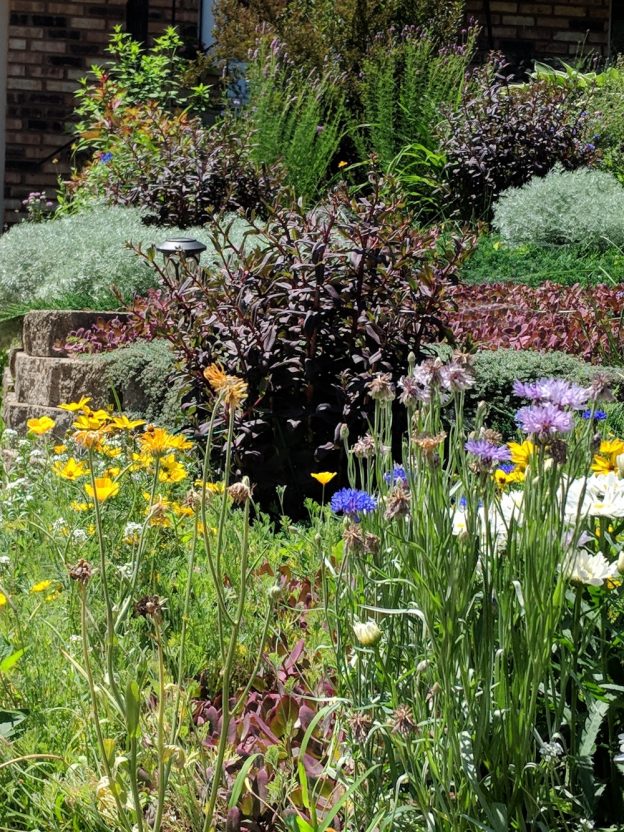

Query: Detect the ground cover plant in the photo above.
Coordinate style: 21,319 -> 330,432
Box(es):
2,358 -> 624,830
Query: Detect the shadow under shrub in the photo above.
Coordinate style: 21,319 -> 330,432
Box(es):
79,178 -> 472,513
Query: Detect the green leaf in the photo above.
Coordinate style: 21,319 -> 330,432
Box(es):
0,648 -> 25,674
228,753 -> 260,810
125,680 -> 141,738
0,708 -> 28,739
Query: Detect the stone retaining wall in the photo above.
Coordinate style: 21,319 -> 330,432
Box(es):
2,309 -> 127,434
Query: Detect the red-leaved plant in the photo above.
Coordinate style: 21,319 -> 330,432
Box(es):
446,281 -> 624,362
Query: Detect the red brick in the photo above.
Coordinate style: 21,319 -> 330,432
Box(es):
535,15 -> 569,27
491,1 -> 517,10
521,3 -> 552,12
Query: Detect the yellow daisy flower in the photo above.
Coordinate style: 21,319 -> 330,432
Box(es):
204,363 -> 248,409
111,414 -> 146,431
31,579 -> 53,593
158,454 -> 187,484
592,439 -> 624,475
508,440 -> 535,472
53,444 -> 68,455
59,396 -> 92,413
52,457 -> 90,481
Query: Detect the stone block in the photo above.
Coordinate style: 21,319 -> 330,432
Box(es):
2,367 -> 14,395
14,352 -> 112,408
22,310 -> 129,357
2,392 -> 74,437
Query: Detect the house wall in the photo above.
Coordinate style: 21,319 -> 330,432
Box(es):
3,0 -> 200,225
466,0 -> 611,63
0,0 -> 9,225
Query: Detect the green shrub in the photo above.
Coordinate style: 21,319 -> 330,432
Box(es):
493,165 -> 624,248
460,234 -> 624,287
0,205 -> 252,311
90,339 -> 182,427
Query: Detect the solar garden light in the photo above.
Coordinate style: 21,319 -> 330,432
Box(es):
155,236 -> 207,281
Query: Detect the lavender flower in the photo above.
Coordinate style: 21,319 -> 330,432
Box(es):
331,488 -> 377,520
465,439 -> 511,466
516,404 -> 574,437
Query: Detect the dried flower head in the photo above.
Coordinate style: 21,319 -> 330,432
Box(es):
348,710 -> 373,742
134,595 -> 166,620
368,373 -> 395,402
413,431 -> 446,458
343,523 -> 366,555
353,619 -> 382,646
68,558 -> 93,585
352,434 -> 376,459
204,363 -> 248,409
384,482 -> 411,520
391,704 -> 418,737
228,481 -> 252,504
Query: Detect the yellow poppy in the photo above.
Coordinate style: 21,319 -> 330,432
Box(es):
592,439 -> 624,475
172,502 -> 194,517
53,444 -> 68,455
508,440 -> 535,472
311,472 -> 337,486
85,477 -> 120,502
27,416 -> 56,435
111,414 -> 146,430
338,160 -> 348,168
52,457 -> 89,481
59,396 -> 92,413
0,593 -> 7,607
158,454 -> 187,484
31,579 -> 53,593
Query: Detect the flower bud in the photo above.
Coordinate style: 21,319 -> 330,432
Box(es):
616,453 -> 624,478
618,552 -> 624,574
228,481 -> 252,505
353,620 -> 382,646
416,659 -> 429,674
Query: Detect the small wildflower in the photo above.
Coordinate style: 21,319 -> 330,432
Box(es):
134,594 -> 166,621
582,409 -> 607,421
158,454 -> 187,484
71,528 -> 88,544
516,404 -> 574,438
384,465 -> 408,486
111,414 -> 146,430
53,444 -> 68,455
123,521 -> 143,545
592,439 -> 624,475
0,593 -> 7,607
27,416 -> 56,435
539,740 -> 564,764
337,160 -> 348,168
31,579 -> 54,593
140,426 -> 192,456
465,439 -> 511,469
353,620 -> 382,646
70,501 -> 92,512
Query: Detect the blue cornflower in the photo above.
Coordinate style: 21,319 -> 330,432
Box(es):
384,464 -> 408,486
100,151 -> 113,163
497,462 -> 515,474
331,488 -> 377,519
582,409 -> 607,421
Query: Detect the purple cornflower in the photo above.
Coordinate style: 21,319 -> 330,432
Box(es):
582,409 -> 607,421
465,439 -> 511,466
384,465 -> 408,486
512,378 -> 589,410
331,488 -> 377,520
516,403 -> 574,437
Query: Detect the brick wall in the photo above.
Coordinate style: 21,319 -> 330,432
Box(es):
4,0 -> 200,225
466,0 -> 611,63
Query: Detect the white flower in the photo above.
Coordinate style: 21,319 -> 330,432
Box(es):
52,518 -> 68,533
353,620 -> 382,646
2,429 -> 17,446
117,562 -> 133,580
72,529 -> 88,544
17,439 -> 30,450
452,492 -> 524,551
0,555 -> 9,567
614,732 -> 624,764
6,477 -> 30,491
565,473 -> 624,520
561,550 -> 619,586
539,740 -> 564,763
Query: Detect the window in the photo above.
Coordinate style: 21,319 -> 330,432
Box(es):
126,0 -> 149,43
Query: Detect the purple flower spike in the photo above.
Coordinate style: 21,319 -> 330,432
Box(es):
465,439 -> 511,466
331,488 -> 377,520
515,403 -> 574,437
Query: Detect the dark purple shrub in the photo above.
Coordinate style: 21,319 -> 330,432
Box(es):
441,57 -> 597,218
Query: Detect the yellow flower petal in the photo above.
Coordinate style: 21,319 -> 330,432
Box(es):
52,457 -> 90,481
311,472 -> 337,486
31,579 -> 53,593
27,416 -> 56,435
59,396 -> 92,413
85,477 -> 120,502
